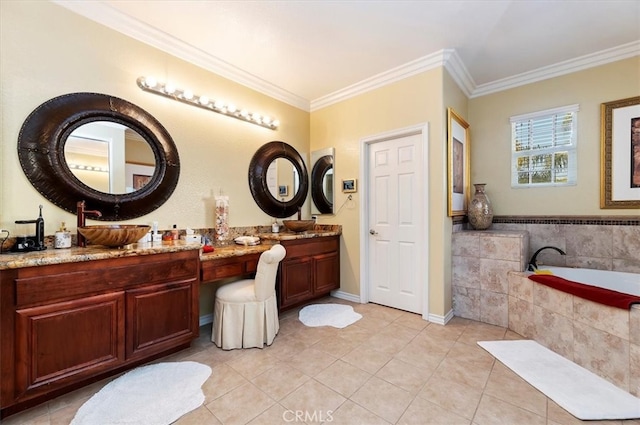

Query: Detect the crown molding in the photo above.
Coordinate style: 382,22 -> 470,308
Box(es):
443,49 -> 475,98
310,49 -> 466,111
52,0 -> 311,111
470,40 -> 640,98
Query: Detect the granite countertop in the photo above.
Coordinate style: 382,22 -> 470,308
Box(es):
0,240 -> 203,270
0,227 -> 342,270
196,228 -> 342,262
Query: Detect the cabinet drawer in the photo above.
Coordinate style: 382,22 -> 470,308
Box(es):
201,254 -> 260,282
281,236 -> 339,259
15,251 -> 199,307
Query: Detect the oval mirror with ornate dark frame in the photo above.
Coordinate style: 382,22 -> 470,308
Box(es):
17,92 -> 180,220
311,154 -> 334,214
248,141 -> 309,218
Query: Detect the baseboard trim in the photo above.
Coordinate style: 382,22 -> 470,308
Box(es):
428,309 -> 454,325
199,313 -> 213,327
330,290 -> 361,303
201,292 -> 443,326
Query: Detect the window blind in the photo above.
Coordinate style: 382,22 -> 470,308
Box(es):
510,104 -> 579,187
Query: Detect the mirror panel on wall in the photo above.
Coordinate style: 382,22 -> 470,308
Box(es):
65,123 -> 156,194
266,157 -> 300,202
310,147 -> 334,215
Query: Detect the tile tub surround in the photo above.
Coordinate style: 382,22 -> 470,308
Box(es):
508,271 -> 640,396
490,216 -> 640,274
452,230 -> 529,328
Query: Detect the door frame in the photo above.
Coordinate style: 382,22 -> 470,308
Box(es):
359,123 -> 430,320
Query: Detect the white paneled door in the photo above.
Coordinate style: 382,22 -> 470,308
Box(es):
366,131 -> 425,314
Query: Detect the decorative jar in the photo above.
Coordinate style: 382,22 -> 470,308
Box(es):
468,183 -> 493,230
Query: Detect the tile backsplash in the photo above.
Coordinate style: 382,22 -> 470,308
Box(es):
490,216 -> 640,274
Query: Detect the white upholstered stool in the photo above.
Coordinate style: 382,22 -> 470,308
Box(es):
211,244 -> 286,350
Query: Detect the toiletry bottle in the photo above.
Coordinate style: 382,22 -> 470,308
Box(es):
271,220 -> 279,233
152,221 -> 162,243
171,224 -> 179,240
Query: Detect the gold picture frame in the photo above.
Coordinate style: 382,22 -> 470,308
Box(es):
447,107 -> 470,216
600,96 -> 640,209
342,179 -> 357,193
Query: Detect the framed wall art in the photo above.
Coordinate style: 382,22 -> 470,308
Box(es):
342,179 -> 357,193
447,107 -> 470,216
600,96 -> 640,209
133,174 -> 151,190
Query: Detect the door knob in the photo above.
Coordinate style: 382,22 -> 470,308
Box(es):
369,229 -> 378,235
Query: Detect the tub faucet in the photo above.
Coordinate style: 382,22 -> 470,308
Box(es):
527,246 -> 566,271
77,201 -> 102,247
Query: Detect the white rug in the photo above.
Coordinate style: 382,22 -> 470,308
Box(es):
71,361 -> 212,425
478,340 -> 640,420
299,303 -> 362,328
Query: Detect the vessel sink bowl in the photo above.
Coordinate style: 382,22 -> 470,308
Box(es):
78,225 -> 151,247
282,220 -> 316,233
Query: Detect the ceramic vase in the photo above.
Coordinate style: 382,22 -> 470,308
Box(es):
468,183 -> 493,230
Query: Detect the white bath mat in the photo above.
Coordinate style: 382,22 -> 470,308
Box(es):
299,303 -> 362,328
70,361 -> 212,425
478,340 -> 640,420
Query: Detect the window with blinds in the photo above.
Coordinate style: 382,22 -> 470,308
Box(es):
510,104 -> 579,188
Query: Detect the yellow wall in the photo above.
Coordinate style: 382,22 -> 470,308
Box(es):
310,68 -> 461,317
468,57 -> 640,216
0,1 -> 309,234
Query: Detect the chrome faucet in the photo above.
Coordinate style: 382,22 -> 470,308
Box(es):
77,201 -> 102,247
527,246 -> 566,271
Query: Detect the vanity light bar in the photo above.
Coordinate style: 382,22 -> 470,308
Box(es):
68,163 -> 109,173
136,76 -> 279,130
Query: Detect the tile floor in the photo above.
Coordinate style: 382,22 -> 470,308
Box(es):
3,297 -> 639,425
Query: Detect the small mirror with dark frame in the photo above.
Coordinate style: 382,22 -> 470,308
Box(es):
310,147 -> 334,214
248,141 -> 309,218
17,92 -> 180,221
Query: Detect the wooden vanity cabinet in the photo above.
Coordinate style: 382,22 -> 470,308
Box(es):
0,249 -> 200,418
278,236 -> 340,311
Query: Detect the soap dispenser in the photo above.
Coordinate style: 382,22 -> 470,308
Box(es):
54,222 -> 71,249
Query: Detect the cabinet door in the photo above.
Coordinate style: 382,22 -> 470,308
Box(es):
15,292 -> 124,396
279,257 -> 313,310
313,251 -> 340,294
126,280 -> 196,360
